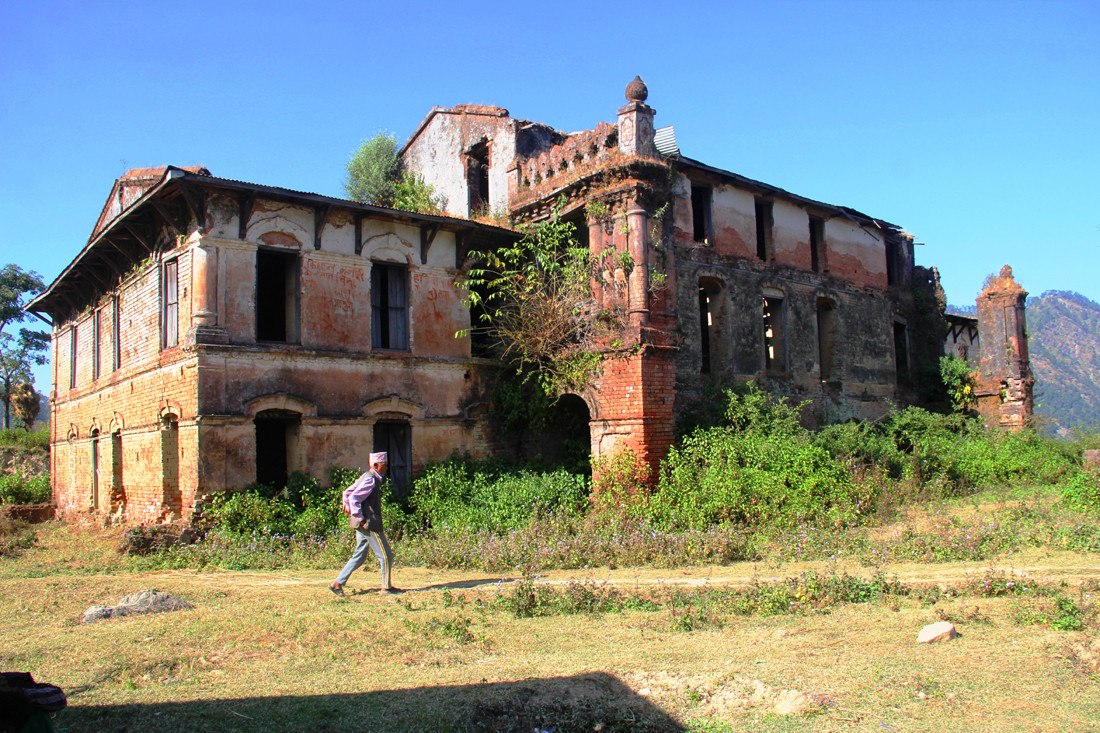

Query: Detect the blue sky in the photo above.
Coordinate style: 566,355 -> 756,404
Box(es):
2,0 -> 1097,392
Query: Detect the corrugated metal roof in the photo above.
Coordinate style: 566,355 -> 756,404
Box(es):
654,126 -> 678,156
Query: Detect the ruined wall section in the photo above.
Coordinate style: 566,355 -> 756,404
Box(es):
400,106 -> 539,218
974,265 -> 1034,429
672,168 -> 901,426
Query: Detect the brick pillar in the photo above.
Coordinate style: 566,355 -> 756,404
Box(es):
974,265 -> 1034,430
591,345 -> 677,484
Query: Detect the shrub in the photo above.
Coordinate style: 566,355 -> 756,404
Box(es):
409,456 -> 589,533
0,428 -> 49,449
0,473 -> 49,505
650,384 -> 870,530
1062,470 -> 1100,513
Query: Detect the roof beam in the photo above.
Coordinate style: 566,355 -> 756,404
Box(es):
177,183 -> 207,230
420,224 -> 438,265
314,204 -> 330,250
151,199 -> 187,241
122,222 -> 155,253
238,192 -> 255,240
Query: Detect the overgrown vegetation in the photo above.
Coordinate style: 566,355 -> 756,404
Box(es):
0,472 -> 49,505
344,133 -> 446,214
32,378 -> 1098,577
461,206 -> 627,397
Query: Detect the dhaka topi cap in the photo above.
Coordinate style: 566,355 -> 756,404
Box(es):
370,452 -> 388,464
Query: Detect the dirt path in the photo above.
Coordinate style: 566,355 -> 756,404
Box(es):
145,550 -> 1100,593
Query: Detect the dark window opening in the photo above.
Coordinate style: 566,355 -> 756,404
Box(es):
754,199 -> 773,261
163,259 -> 178,348
111,295 -> 121,372
374,420 -> 411,499
92,308 -> 101,380
691,185 -> 711,244
91,429 -> 101,511
255,409 -> 300,489
371,263 -> 409,350
467,142 -> 490,214
893,322 -> 910,384
817,299 -> 837,381
112,430 -> 124,507
256,249 -> 299,342
809,216 -> 825,273
885,239 -> 899,286
161,414 -> 181,516
698,278 -> 723,374
69,327 -> 76,389
763,296 -> 786,372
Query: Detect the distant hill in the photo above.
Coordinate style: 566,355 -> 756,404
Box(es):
1026,291 -> 1100,433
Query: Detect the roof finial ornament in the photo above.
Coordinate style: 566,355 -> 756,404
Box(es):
625,75 -> 648,103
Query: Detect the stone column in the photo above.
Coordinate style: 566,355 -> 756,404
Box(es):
189,241 -> 227,343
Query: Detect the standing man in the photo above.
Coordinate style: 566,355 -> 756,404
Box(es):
330,452 -> 398,596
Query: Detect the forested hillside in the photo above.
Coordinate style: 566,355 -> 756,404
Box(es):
1027,290 -> 1100,433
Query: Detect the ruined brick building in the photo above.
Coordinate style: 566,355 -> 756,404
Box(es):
30,167 -> 516,521
32,78 -> 1032,521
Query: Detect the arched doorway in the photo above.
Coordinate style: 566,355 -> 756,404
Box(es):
535,394 -> 592,473
254,409 -> 301,488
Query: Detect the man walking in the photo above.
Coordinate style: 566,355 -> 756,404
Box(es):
330,452 -> 398,596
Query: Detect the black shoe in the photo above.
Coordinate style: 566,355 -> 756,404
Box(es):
329,582 -> 346,597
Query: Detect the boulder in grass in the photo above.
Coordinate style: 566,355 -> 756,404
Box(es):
82,590 -> 193,623
917,621 -> 958,643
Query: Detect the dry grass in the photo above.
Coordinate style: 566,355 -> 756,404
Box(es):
3,519 -> 1100,732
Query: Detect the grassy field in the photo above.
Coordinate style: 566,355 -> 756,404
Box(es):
3,501 -> 1100,732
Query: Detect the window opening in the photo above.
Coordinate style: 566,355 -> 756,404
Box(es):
163,259 -> 178,348
92,308 -> 101,380
112,430 -> 124,509
809,216 -> 825,273
754,199 -> 773,261
885,239 -> 899,286
467,141 -> 490,214
817,299 -> 837,381
161,414 -> 180,516
763,296 -> 786,372
691,185 -> 711,244
69,327 -> 77,389
371,263 -> 409,350
91,429 -> 101,511
255,409 -> 300,489
893,322 -> 910,383
256,249 -> 299,342
111,295 -> 121,371
698,278 -> 723,374
374,420 -> 411,499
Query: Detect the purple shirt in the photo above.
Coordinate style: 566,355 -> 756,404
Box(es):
341,469 -> 381,523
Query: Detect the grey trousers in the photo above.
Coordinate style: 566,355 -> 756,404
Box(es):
335,528 -> 393,588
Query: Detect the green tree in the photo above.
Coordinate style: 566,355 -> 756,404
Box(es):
0,265 -> 48,429
11,382 -> 40,430
345,133 -> 445,214
345,133 -> 400,206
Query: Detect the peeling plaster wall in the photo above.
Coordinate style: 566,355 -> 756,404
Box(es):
401,109 -> 521,218
48,182 -> 501,522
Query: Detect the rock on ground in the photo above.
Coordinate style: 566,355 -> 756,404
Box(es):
917,621 -> 958,643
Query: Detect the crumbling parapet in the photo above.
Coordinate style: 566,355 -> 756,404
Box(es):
974,265 -> 1034,430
